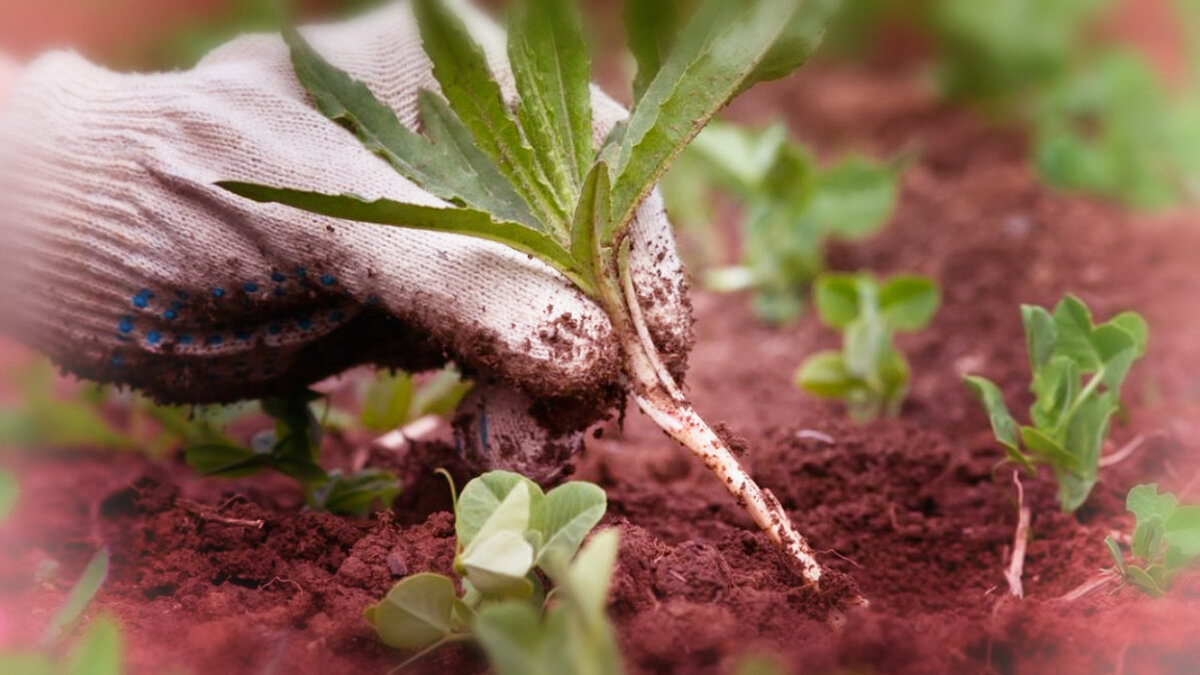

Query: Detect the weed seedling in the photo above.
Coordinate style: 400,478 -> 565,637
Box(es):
367,470 -> 620,674
221,0 -> 841,585
796,273 -> 940,422
1106,484 -> 1200,596
185,389 -> 400,516
966,295 -> 1148,512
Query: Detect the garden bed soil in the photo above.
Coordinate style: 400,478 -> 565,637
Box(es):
4,64 -> 1200,674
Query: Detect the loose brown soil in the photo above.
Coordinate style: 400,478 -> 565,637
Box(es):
5,63 -> 1200,675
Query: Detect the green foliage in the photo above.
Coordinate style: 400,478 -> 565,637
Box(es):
185,390 -> 400,516
796,273 -> 939,422
1107,484 -> 1200,596
965,296 -> 1148,512
366,470 -> 619,674
359,366 -> 471,432
0,468 -> 16,523
221,0 -> 838,317
664,121 -> 900,323
0,546 -> 125,675
1034,50 -> 1200,209
926,0 -> 1111,108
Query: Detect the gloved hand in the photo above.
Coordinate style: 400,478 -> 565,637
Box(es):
0,54 -> 16,104
0,2 -> 692,480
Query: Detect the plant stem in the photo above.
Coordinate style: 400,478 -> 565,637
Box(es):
605,263 -> 823,588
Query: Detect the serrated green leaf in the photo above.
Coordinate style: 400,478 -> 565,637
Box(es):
216,184 -> 595,296
809,155 -> 898,241
368,573 -> 459,650
417,90 -> 542,228
509,0 -> 594,192
474,601 -> 548,675
570,162 -> 608,282
879,275 -> 940,332
534,482 -> 607,565
414,0 -> 566,230
65,615 -> 123,675
456,471 -> 544,550
0,468 -> 17,523
813,274 -> 861,329
43,547 -> 109,647
796,351 -> 858,398
608,0 -> 836,240
283,27 -> 539,227
963,376 -> 1023,459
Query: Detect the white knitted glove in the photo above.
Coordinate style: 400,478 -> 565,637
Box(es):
0,2 -> 692,479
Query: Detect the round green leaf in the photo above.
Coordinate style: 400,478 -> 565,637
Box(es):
813,275 -> 861,329
879,276 -> 940,331
796,351 -> 858,398
368,573 -> 459,650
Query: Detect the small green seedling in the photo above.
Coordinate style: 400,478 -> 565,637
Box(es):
966,295 -> 1147,512
796,273 -> 940,422
358,366 -> 472,433
926,0 -> 1110,110
663,121 -> 900,323
1106,484 -> 1200,596
186,390 -> 400,516
221,0 -> 842,585
366,470 -> 619,674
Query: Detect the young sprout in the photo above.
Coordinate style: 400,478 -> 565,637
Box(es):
664,121 -> 900,323
966,295 -> 1148,512
1107,484 -> 1200,596
366,470 -> 619,673
221,0 -> 841,586
796,273 -> 940,422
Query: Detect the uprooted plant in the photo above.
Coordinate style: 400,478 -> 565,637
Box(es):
220,0 -> 841,586
367,470 -> 620,673
965,295 -> 1148,512
663,121 -> 901,323
796,273 -> 940,422
1106,484 -> 1200,597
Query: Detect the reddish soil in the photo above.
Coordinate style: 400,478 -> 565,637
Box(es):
5,56 -> 1200,675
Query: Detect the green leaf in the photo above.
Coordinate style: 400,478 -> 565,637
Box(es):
742,0 -> 842,88
313,469 -> 401,517
1105,536 -> 1127,577
461,529 -> 536,599
1057,394 -> 1112,512
509,0 -> 595,192
1029,356 -> 1079,430
65,615 -> 123,675
1110,311 -> 1149,357
410,367 -> 473,418
624,0 -> 686,104
368,573 -> 460,650
796,351 -> 858,398
1128,484 -> 1179,523
879,276 -> 940,332
608,0 -> 837,239
417,90 -> 542,228
554,528 -> 620,624
1053,295 -> 1101,370
1090,324 -> 1140,390
0,653 -> 55,675
686,121 -> 791,190
282,27 -> 537,228
534,482 -> 607,565
360,371 -> 415,432
414,0 -> 566,229
570,162 -> 609,282
184,444 -> 266,478
474,602 -> 548,675
0,468 -> 17,523
1165,506 -> 1200,557
1021,305 -> 1057,373
216,184 -> 595,296
43,547 -> 110,647
1126,564 -> 1167,596
813,274 -> 861,329
809,156 -> 898,241
456,471 -> 545,550
1019,426 -> 1080,473
963,376 -> 1024,460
